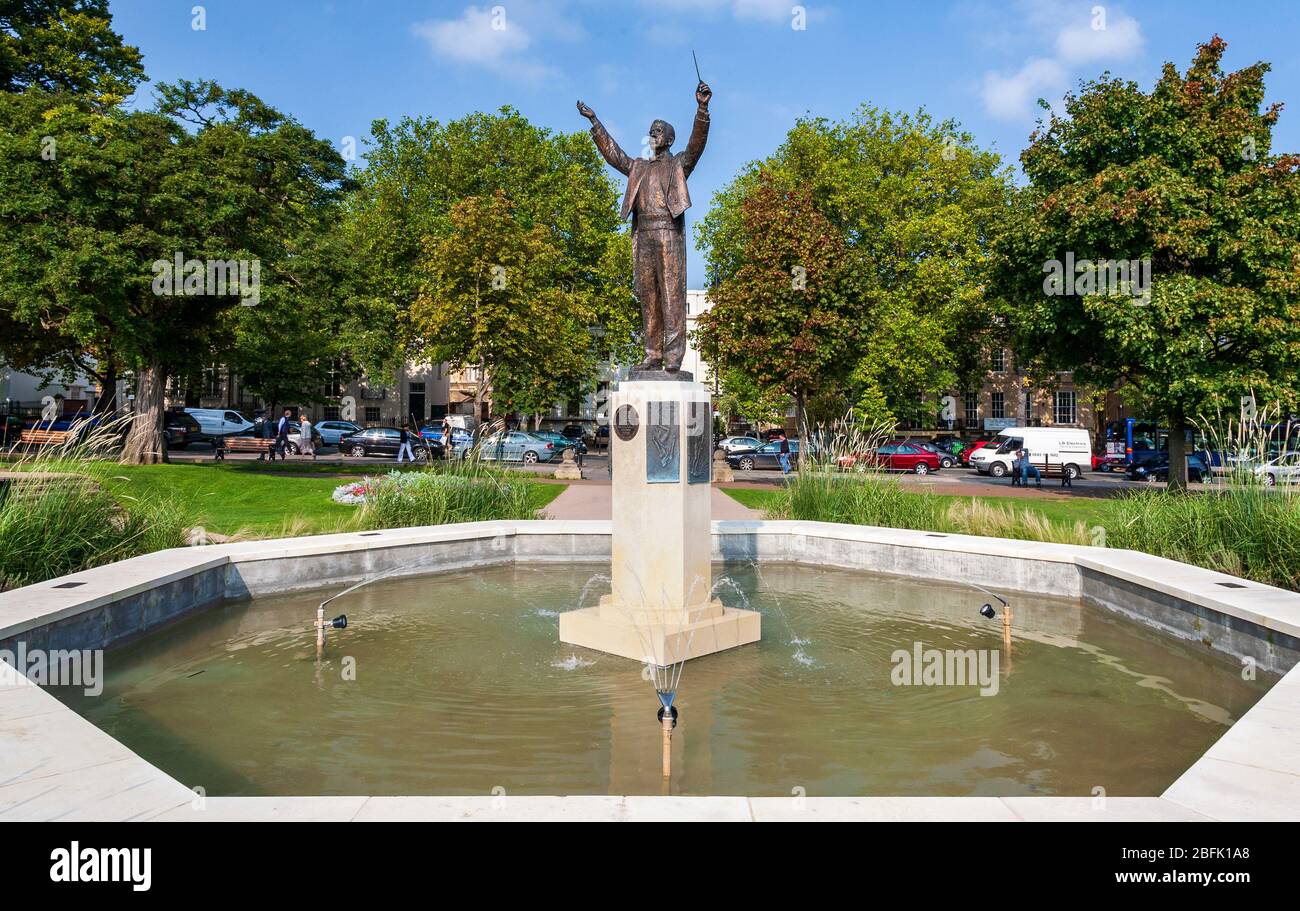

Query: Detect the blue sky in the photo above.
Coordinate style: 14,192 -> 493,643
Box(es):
112,0 -> 1300,280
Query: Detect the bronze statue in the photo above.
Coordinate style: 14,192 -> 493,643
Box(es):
578,80 -> 711,375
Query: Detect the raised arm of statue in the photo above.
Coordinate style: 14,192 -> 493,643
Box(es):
680,82 -> 711,178
578,99 -> 633,176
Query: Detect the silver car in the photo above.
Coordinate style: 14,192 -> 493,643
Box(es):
456,431 -> 558,464
717,435 -> 761,454
313,420 -> 361,446
1255,451 -> 1300,486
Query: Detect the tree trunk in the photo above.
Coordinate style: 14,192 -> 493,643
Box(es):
121,363 -> 168,464
1167,412 -> 1188,492
91,362 -> 118,416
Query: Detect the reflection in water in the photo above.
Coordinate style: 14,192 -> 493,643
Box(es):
55,563 -> 1275,798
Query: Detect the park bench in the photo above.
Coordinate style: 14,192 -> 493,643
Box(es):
16,428 -> 72,447
215,436 -> 279,461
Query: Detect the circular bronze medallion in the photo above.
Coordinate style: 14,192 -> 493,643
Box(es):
613,404 -> 639,442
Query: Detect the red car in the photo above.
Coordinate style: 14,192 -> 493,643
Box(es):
846,442 -> 943,474
959,440 -> 995,465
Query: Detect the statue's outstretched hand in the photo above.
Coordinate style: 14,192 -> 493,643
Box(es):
696,81 -> 712,109
577,100 -> 596,121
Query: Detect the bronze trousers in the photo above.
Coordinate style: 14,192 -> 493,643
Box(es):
632,224 -> 687,368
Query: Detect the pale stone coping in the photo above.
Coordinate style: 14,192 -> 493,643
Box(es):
2,518 -> 1300,821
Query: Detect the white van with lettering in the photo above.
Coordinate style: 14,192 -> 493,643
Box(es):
969,427 -> 1093,480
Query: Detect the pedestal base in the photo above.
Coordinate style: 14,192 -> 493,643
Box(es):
559,601 -> 761,665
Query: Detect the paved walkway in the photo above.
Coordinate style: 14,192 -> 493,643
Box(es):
544,481 -> 761,520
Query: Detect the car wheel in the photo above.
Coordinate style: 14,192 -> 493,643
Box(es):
523,451 -> 539,464
1064,464 -> 1081,481
1264,473 -> 1277,487
914,463 -> 930,475
286,443 -> 300,455
989,463 -> 1006,478
1147,473 -> 1159,484
350,445 -> 366,458
940,457 -> 955,469
738,456 -> 755,471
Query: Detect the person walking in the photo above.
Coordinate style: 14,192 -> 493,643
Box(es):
275,408 -> 292,461
299,414 -> 316,460
778,431 -> 792,475
397,421 -> 415,463
442,417 -> 454,457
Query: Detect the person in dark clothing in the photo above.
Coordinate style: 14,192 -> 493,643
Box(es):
275,408 -> 292,461
397,421 -> 415,463
778,432 -> 792,474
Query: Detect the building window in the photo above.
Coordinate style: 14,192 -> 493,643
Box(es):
1055,390 -> 1077,425
323,405 -> 340,421
964,392 -> 978,428
409,381 -> 425,394
991,349 -> 1006,372
203,363 -> 222,398
365,406 -> 380,423
1024,392 -> 1033,422
990,392 -> 1005,420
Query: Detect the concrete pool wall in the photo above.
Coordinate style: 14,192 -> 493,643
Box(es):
2,519 -> 1299,821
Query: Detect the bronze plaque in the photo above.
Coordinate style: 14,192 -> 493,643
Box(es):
613,404 -> 639,442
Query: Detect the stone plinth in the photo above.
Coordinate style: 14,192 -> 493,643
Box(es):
558,379 -> 760,663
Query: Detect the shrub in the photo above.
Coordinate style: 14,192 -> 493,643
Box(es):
358,460 -> 541,529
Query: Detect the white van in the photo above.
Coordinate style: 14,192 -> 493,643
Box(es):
184,408 -> 255,443
969,427 -> 1093,480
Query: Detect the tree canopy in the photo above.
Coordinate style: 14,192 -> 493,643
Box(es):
696,105 -> 1013,428
994,36 -> 1300,487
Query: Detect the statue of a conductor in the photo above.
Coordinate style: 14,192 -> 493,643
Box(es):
578,80 -> 711,375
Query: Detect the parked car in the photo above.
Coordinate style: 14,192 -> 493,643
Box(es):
560,424 -> 591,444
900,439 -> 957,469
534,430 -> 586,456
457,431 -> 557,464
163,410 -> 201,449
855,442 -> 943,474
1127,453 -> 1208,483
1255,451 -> 1300,486
283,421 -> 324,455
185,408 -> 256,443
418,424 -> 473,449
1096,453 -> 1128,472
314,420 -> 362,446
339,426 -> 438,461
726,440 -> 805,471
716,435 -> 762,454
959,440 -> 994,466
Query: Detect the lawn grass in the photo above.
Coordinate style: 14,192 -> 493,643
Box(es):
89,462 -> 565,538
723,485 -> 1113,531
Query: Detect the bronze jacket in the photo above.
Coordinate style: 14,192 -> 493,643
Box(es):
589,110 -> 709,221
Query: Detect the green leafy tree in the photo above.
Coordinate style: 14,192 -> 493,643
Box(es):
0,81 -> 350,462
995,36 -> 1300,488
409,191 -> 597,425
0,0 -> 143,105
695,178 -> 863,432
697,106 -> 1012,426
346,107 -> 637,402
713,367 -> 789,429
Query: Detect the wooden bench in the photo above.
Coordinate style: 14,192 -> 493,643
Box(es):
17,429 -> 72,446
215,436 -> 279,461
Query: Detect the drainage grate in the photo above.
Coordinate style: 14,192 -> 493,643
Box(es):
358,532 -> 382,537
1217,582 -> 1247,589
52,582 -> 85,589
925,534 -> 948,538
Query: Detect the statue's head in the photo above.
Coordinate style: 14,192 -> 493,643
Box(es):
648,119 -> 675,155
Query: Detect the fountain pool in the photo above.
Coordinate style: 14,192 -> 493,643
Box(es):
52,561 -> 1273,798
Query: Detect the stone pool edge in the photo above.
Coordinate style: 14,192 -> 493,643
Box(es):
1,519 -> 1298,822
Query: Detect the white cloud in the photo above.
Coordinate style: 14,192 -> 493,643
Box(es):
637,0 -> 812,25
978,4 -> 1145,120
1055,14 -> 1143,65
411,4 -> 562,82
981,57 -> 1067,120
